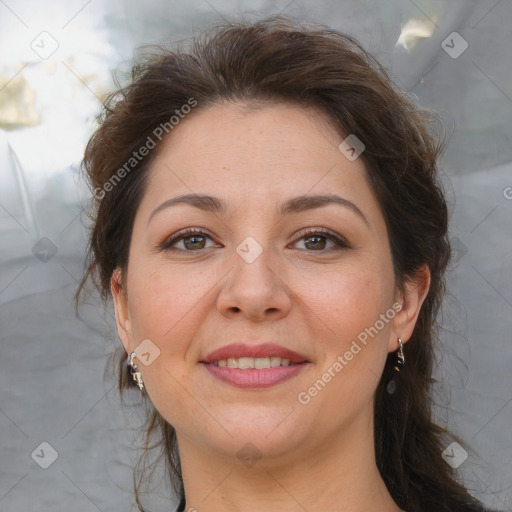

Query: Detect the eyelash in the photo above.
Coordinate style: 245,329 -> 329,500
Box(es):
159,227 -> 350,253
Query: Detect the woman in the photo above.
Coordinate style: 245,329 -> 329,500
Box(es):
76,16 -> 501,512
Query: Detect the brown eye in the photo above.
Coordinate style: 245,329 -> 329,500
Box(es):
160,229 -> 219,252
181,234 -> 207,250
303,235 -> 328,250
292,228 -> 349,252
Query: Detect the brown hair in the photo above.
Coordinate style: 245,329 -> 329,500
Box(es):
76,15 -> 485,512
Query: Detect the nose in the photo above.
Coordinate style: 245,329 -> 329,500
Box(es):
216,242 -> 292,322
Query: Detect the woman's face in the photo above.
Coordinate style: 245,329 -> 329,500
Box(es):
113,102 -> 424,465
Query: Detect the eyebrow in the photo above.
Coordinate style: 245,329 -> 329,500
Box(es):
147,193 -> 369,226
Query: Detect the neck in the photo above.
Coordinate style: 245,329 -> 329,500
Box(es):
176,407 -> 402,512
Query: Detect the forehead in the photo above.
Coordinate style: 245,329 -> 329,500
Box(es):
163,100 -> 343,156
142,101 -> 375,208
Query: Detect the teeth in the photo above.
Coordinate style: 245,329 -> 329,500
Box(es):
211,357 -> 293,369
270,356 -> 285,367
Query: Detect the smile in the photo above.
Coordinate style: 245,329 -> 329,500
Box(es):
208,356 -> 299,369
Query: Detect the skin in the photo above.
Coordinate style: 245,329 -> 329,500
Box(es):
112,102 -> 430,512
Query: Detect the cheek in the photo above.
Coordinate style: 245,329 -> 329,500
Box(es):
125,265 -> 215,426
127,261 -> 219,355
294,260 -> 393,391
287,262 -> 394,432
292,258 -> 392,340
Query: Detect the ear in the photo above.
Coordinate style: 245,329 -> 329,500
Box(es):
111,266 -> 133,354
388,263 -> 431,352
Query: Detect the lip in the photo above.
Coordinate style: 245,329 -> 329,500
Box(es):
202,363 -> 309,388
201,343 -> 309,364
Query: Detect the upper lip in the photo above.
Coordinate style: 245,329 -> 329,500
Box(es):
201,343 -> 309,364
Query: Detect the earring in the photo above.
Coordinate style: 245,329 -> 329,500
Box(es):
128,352 -> 144,391
393,338 -> 405,372
386,338 -> 405,395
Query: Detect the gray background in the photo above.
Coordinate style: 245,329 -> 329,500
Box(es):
0,0 -> 511,511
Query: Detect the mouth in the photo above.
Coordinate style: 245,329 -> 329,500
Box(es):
200,343 -> 310,388
206,356 -> 304,369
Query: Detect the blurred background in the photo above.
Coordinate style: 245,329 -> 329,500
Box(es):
0,0 -> 511,511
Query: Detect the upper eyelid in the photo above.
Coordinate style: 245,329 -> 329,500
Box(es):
167,227 -> 216,242
292,226 -> 341,239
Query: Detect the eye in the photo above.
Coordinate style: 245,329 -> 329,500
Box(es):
160,228 -> 220,252
291,228 -> 350,251
159,227 -> 350,253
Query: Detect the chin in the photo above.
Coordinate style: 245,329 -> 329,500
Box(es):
223,413 -> 307,453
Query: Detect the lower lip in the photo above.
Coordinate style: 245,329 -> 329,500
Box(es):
201,362 -> 309,388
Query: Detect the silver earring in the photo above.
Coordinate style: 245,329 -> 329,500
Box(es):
393,338 -> 405,372
128,352 -> 144,391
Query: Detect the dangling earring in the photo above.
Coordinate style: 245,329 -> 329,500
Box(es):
393,338 -> 405,372
386,338 -> 405,395
128,352 -> 144,391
